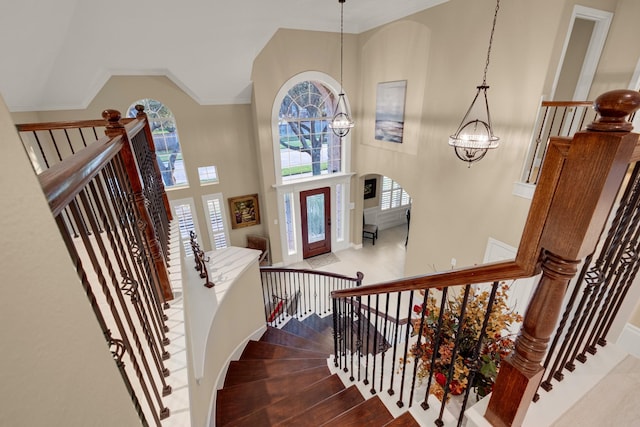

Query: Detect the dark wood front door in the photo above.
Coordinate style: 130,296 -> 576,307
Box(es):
300,187 -> 331,259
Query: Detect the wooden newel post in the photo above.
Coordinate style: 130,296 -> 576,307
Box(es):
103,109 -> 174,303
486,90 -> 640,427
134,104 -> 173,221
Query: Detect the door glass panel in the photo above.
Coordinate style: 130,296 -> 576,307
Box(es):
336,184 -> 344,241
284,192 -> 296,255
306,193 -> 325,244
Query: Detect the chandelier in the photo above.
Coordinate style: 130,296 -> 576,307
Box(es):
449,0 -> 501,165
328,0 -> 354,137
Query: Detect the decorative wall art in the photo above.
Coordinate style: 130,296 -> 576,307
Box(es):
375,80 -> 407,143
229,194 -> 260,229
364,178 -> 377,199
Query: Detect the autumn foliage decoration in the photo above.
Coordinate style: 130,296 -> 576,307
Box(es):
407,283 -> 522,401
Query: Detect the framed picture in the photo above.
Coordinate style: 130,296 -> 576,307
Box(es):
228,194 -> 260,229
375,80 -> 407,143
364,178 -> 377,199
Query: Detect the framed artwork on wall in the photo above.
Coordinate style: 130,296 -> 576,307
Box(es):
228,193 -> 260,229
364,178 -> 377,199
375,80 -> 407,144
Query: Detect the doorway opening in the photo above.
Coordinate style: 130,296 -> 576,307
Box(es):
551,6 -> 613,101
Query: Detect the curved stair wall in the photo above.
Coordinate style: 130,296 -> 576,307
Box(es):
181,246 -> 266,427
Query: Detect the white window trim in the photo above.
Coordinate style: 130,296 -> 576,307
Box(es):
549,6 -> 613,101
380,176 -> 411,211
273,173 -> 354,265
197,165 -> 220,186
628,56 -> 640,132
518,7 -> 612,194
271,71 -> 352,186
169,197 -> 201,258
201,193 -> 230,251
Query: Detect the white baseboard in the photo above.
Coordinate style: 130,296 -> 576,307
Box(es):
617,323 -> 640,358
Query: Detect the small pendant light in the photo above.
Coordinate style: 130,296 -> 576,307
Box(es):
329,0 -> 355,137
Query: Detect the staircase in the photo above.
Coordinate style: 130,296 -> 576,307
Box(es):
215,314 -> 419,426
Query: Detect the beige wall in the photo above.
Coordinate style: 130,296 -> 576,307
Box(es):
0,94 -> 140,426
249,0 -> 640,276
13,76 -> 264,251
555,18 -> 595,100
589,0 -> 640,97
353,0 -> 565,274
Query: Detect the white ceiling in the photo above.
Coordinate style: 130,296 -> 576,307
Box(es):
0,0 -> 447,112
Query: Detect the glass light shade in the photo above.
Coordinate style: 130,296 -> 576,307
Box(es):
329,93 -> 354,137
449,85 -> 499,164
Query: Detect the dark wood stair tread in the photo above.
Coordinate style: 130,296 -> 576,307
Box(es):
225,374 -> 346,427
302,313 -> 334,334
275,385 -> 364,426
282,318 -> 334,353
216,365 -> 331,426
218,314 -> 405,427
260,326 -> 330,354
224,358 -> 328,387
320,396 -> 394,426
240,340 -> 329,360
383,411 -> 421,426
352,315 -> 391,355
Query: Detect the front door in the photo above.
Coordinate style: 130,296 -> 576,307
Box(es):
300,187 -> 331,259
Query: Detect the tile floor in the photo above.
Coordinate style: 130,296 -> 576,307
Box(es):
289,224 -> 408,285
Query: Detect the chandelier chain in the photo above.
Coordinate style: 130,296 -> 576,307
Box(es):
340,0 -> 345,91
482,0 -> 500,86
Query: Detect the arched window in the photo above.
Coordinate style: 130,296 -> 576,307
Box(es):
272,73 -> 353,263
278,80 -> 343,181
127,98 -> 188,188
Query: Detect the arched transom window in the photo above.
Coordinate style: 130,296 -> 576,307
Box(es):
278,81 -> 343,181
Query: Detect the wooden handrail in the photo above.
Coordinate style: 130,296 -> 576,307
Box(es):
263,267 -> 363,283
332,260 -> 524,298
124,117 -> 146,139
540,100 -> 593,108
38,134 -> 124,217
15,117 -> 135,132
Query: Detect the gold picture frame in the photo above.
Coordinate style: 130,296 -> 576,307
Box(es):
229,194 -> 260,229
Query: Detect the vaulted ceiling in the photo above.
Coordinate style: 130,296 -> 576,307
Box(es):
0,0 -> 447,112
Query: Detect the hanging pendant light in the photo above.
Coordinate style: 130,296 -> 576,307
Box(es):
329,0 -> 354,137
449,0 -> 501,165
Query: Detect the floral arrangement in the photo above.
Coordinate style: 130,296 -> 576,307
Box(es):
406,283 -> 522,401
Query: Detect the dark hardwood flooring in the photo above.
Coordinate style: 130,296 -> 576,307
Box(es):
215,316 -> 419,426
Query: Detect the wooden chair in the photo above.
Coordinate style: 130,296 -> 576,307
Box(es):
246,235 -> 270,265
362,215 -> 378,245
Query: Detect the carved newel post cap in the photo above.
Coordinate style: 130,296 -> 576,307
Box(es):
134,104 -> 146,118
102,109 -> 125,133
587,89 -> 640,132
102,109 -> 121,122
